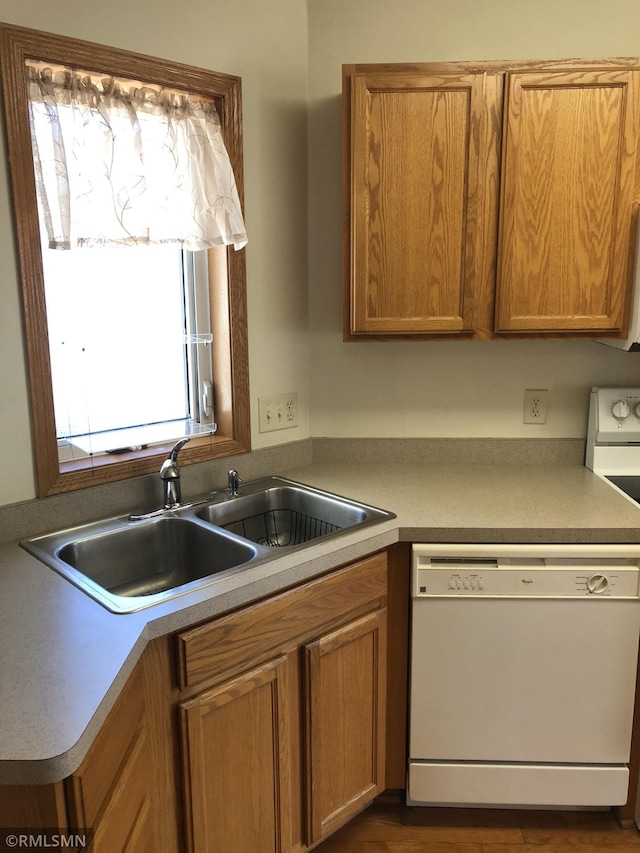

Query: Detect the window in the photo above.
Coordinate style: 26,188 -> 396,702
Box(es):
44,243 -> 215,460
0,24 -> 251,496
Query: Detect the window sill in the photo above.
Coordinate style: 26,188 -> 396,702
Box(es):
59,419 -> 217,461
54,431 -> 250,495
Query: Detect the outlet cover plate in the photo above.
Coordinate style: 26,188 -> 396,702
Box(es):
258,392 -> 299,433
523,388 -> 548,424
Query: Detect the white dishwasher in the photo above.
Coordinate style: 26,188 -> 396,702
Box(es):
408,543 -> 640,808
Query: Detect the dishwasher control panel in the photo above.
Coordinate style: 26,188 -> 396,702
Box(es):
412,548 -> 640,599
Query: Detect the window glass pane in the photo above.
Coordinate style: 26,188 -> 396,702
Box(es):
42,242 -> 189,439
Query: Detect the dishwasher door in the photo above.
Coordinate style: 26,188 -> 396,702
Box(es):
408,545 -> 640,807
410,595 -> 639,765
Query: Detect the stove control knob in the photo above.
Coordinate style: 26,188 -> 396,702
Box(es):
611,400 -> 630,420
635,403 -> 640,419
587,574 -> 609,594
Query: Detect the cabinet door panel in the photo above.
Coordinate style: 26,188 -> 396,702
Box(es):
304,609 -> 387,844
349,72 -> 500,337
180,656 -> 291,853
65,662 -> 156,852
91,728 -> 152,853
65,665 -> 146,829
177,551 -> 387,690
496,69 -> 640,334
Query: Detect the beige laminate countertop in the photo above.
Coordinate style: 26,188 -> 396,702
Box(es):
2,461 -> 640,785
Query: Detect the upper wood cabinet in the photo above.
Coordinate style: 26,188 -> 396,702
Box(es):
343,60 -> 640,341
347,71 -> 501,338
496,68 -> 640,334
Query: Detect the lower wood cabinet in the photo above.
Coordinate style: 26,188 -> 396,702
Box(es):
180,655 -> 293,853
0,546 -> 410,853
177,552 -> 389,853
65,664 -> 154,852
304,608 -> 387,845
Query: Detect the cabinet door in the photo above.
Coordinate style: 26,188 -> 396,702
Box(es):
90,730 -> 154,853
495,68 -> 640,335
65,664 -> 155,853
180,655 -> 291,853
346,71 -> 501,338
304,608 -> 387,845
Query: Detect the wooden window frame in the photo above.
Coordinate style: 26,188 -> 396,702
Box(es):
0,24 -> 250,496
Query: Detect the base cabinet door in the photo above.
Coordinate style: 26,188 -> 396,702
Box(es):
304,608 -> 387,845
180,655 -> 292,853
85,730 -> 153,853
65,664 -> 155,853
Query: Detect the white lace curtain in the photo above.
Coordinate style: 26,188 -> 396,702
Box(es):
27,63 -> 248,251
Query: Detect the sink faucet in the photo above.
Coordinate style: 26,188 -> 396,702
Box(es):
160,439 -> 190,508
227,469 -> 241,496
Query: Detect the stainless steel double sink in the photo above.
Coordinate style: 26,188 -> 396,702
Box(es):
21,477 -> 395,613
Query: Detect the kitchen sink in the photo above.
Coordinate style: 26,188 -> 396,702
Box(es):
22,516 -> 258,613
196,478 -> 393,548
21,477 -> 395,613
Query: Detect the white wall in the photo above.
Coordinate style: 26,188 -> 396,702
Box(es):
307,0 -> 640,439
0,0 -> 311,504
4,1 -> 640,507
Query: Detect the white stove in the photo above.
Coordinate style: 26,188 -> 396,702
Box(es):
586,388 -> 640,826
585,386 -> 640,505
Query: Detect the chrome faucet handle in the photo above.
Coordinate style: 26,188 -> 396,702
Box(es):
227,469 -> 241,496
169,438 -> 190,463
160,438 -> 190,508
160,438 -> 190,480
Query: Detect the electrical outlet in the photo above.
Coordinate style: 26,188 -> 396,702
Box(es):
523,389 -> 548,424
258,392 -> 299,433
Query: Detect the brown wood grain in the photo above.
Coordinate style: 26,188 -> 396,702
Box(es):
139,635 -> 185,852
176,552 -> 388,690
64,662 -> 157,851
178,552 -> 390,853
384,542 -> 410,789
90,727 -> 152,852
495,68 -> 640,335
344,57 -> 640,342
65,665 -> 146,830
179,655 -> 292,853
0,23 -> 250,496
0,782 -> 68,829
304,608 -> 387,845
314,798 -> 640,851
348,71 -> 500,338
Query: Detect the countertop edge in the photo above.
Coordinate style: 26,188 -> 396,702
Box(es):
0,633 -> 151,786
